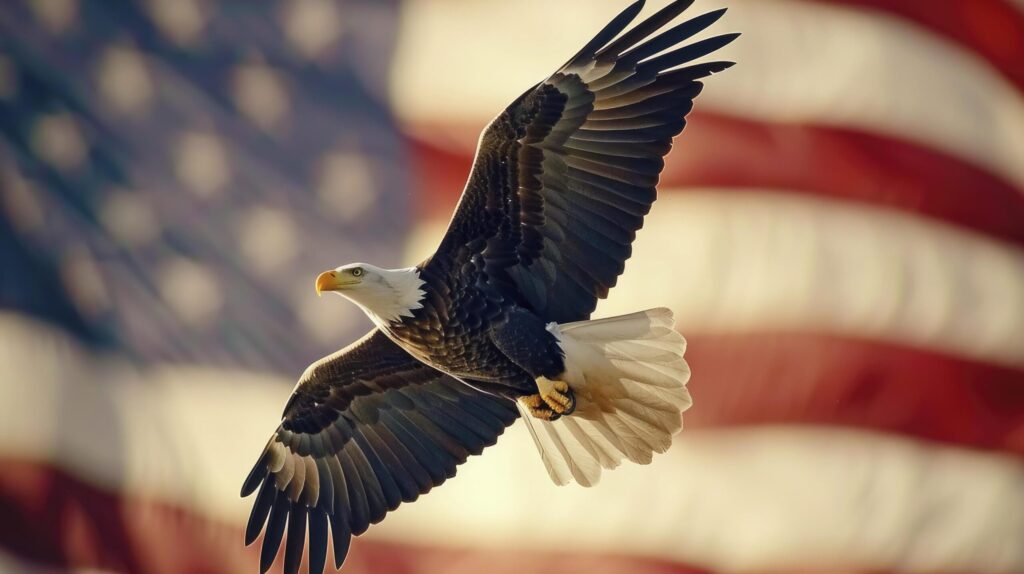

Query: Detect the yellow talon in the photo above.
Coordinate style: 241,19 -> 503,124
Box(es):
517,394 -> 560,420
537,377 -> 576,416
517,378 -> 576,420
518,394 -> 543,409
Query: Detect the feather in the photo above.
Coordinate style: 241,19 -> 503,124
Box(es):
308,508 -> 329,574
563,417 -> 621,468
336,452 -> 370,535
351,430 -> 403,511
382,409 -> 452,483
283,503 -> 306,574
403,409 -> 471,462
596,0 -> 696,61
567,167 -> 655,207
274,452 -> 295,492
241,448 -> 269,497
361,426 -> 421,501
266,440 -> 287,473
520,309 -> 691,485
639,33 -> 741,73
314,457 -> 334,514
245,479 -> 276,546
260,493 -> 289,573
542,416 -> 603,486
621,8 -> 729,64
325,455 -> 349,512
286,453 -> 306,502
409,393 -> 490,453
302,456 -> 320,507
565,0 -> 645,68
328,506 -> 352,569
344,442 -> 388,529
369,421 -> 433,493
565,133 -> 673,156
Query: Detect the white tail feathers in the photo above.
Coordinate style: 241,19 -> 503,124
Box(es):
518,308 -> 692,487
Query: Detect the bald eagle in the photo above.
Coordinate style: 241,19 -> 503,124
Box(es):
242,1 -> 736,572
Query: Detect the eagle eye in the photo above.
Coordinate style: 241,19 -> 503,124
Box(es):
351,267 -> 364,277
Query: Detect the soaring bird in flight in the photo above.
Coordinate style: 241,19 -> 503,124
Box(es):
242,1 -> 736,572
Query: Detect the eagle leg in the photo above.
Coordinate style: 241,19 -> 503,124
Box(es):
538,376 -> 575,414
518,376 -> 576,421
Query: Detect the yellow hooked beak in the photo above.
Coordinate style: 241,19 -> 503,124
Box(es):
315,270 -> 356,296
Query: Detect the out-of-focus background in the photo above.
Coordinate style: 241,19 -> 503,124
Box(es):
1,0 -> 1023,572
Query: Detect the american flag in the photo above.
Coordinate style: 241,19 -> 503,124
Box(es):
1,0 -> 1022,573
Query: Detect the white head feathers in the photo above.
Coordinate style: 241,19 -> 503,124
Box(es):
321,263 -> 426,327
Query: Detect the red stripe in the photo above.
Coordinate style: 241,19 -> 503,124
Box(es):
0,461 -> 233,573
662,113 -> 1024,244
684,333 -> 1024,457
813,0 -> 1024,92
407,113 -> 1024,245
0,461 -> 711,574
0,462 -> 1005,574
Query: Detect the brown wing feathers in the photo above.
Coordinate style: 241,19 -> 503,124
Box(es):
241,331 -> 519,573
438,0 -> 736,324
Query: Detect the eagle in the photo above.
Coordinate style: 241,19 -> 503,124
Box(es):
241,1 -> 736,572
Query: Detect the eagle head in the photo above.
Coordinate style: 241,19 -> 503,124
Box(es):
315,263 -> 425,325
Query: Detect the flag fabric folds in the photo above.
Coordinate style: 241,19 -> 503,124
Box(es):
1,1 -> 1022,573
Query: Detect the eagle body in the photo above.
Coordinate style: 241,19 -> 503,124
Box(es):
385,260 -> 566,397
242,2 -> 737,573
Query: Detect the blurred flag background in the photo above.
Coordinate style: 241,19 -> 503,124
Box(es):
1,0 -> 1023,573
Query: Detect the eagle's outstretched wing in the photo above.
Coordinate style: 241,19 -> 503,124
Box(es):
241,329 -> 518,573
431,0 -> 737,323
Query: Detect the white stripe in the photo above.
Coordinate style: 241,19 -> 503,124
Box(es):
0,316 -> 1021,573
390,0 -> 1024,190
405,191 -> 1024,369
384,428 -> 1024,574
0,314 -> 287,525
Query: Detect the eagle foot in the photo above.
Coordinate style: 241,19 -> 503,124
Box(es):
540,377 -> 576,415
518,394 -> 562,421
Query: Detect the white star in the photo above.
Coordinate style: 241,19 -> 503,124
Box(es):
29,0 -> 77,34
97,44 -> 154,116
316,149 -> 375,223
60,246 -> 109,319
237,205 -> 299,276
99,190 -> 160,247
158,257 -> 223,328
0,167 -> 44,234
282,0 -> 343,60
175,131 -> 231,199
231,59 -> 290,132
146,0 -> 205,48
31,112 -> 87,172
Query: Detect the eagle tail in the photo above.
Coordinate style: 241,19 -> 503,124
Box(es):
517,308 -> 692,486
